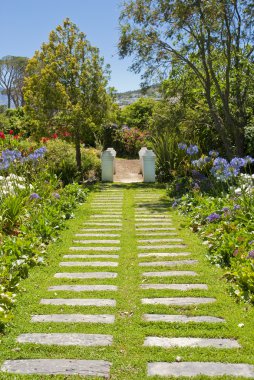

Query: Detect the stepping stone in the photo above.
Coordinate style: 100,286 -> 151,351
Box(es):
48,285 -> 118,292
143,314 -> 225,323
17,333 -> 113,346
138,239 -> 183,243
75,233 -> 120,237
1,359 -> 111,376
60,261 -> 118,267
136,218 -> 172,221
143,271 -> 197,277
137,228 -> 176,231
91,216 -> 122,219
136,223 -> 173,226
142,297 -> 216,305
40,298 -> 116,306
137,233 -> 177,236
147,362 -> 254,377
83,223 -> 122,226
138,245 -> 186,250
140,284 -> 208,290
70,247 -> 120,251
80,228 -> 121,232
138,253 -> 191,258
144,337 -> 240,348
72,240 -> 120,244
63,254 -> 119,259
139,260 -> 198,267
54,272 -> 117,279
31,314 -> 115,323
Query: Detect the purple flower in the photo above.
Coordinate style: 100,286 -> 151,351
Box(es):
249,240 -> 254,245
233,204 -> 241,210
247,250 -> 254,259
52,192 -> 60,199
206,212 -> 221,222
244,156 -> 254,165
178,143 -> 187,151
172,201 -> 178,208
222,207 -> 230,212
209,150 -> 219,158
30,193 -> 41,200
186,145 -> 199,156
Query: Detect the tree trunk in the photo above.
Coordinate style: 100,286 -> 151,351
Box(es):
75,130 -> 82,174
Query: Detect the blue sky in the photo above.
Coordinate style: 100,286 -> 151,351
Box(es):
0,0 -> 142,92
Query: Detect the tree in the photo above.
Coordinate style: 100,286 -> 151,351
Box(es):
0,56 -> 28,108
24,18 -> 110,171
118,0 -> 254,157
120,97 -> 156,129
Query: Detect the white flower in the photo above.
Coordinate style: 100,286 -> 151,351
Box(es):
238,323 -> 244,328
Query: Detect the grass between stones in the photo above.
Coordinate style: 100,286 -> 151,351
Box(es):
0,184 -> 254,379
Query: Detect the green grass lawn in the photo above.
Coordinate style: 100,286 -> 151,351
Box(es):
0,184 -> 254,379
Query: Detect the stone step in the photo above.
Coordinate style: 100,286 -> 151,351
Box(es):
17,333 -> 113,346
143,271 -> 197,277
54,272 -> 117,279
136,218 -> 172,222
91,215 -> 122,219
69,246 -> 120,251
137,228 -> 176,231
75,233 -> 120,237
138,252 -> 191,258
63,254 -> 119,259
48,285 -> 118,292
72,239 -> 120,244
1,359 -> 111,376
137,233 -> 177,236
138,245 -> 186,250
40,298 -> 116,306
80,228 -> 122,232
138,239 -> 183,243
147,362 -> 254,377
139,260 -> 198,267
59,261 -> 118,267
143,314 -> 225,323
144,337 -> 240,348
31,314 -> 115,323
83,223 -> 122,226
136,223 -> 173,226
140,284 -> 208,290
142,297 -> 216,305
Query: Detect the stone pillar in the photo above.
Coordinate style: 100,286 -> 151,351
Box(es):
106,148 -> 116,174
139,147 -> 147,175
101,150 -> 115,182
143,149 -> 156,182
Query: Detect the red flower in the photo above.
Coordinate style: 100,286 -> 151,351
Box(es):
0,131 -> 5,139
52,133 -> 58,139
9,130 -> 14,135
41,137 -> 49,143
14,134 -> 19,140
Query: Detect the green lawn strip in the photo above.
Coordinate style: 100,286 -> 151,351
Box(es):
0,185 -> 254,380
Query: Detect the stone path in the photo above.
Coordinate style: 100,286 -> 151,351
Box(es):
1,186 -> 254,378
113,159 -> 143,183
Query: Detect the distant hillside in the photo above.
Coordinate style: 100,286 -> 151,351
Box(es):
116,84 -> 162,107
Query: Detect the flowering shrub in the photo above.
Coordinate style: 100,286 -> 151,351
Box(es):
168,142 -> 254,303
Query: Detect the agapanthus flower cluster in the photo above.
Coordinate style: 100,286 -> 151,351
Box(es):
0,174 -> 29,196
0,147 -> 46,170
186,145 -> 199,156
23,147 -> 47,162
210,156 -> 253,182
178,143 -> 187,150
206,212 -> 221,222
192,156 -> 211,168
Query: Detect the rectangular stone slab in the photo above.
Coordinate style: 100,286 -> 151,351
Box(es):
148,362 -> 254,377
137,228 -> 176,231
137,233 -> 177,236
140,284 -> 208,290
83,223 -> 122,226
1,359 -> 111,376
143,314 -> 225,323
138,239 -> 183,243
40,298 -> 116,306
144,337 -> 240,348
75,233 -> 120,237
80,228 -> 121,231
139,253 -> 191,258
54,272 -> 117,279
17,333 -> 113,346
143,271 -> 197,277
60,261 -> 118,267
63,254 -> 119,259
136,219 -> 172,222
70,246 -> 120,251
142,297 -> 216,305
31,314 -> 115,323
48,285 -> 118,292
139,260 -> 198,267
138,245 -> 186,249
72,240 -> 120,244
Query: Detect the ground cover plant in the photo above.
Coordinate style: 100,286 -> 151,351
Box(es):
167,143 -> 254,304
0,132 -> 90,331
